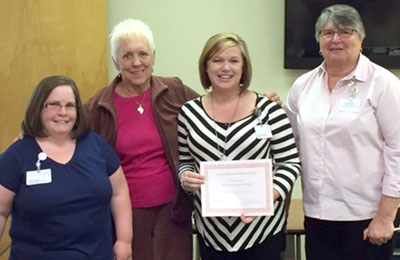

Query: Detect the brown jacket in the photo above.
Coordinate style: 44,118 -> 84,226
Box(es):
86,75 -> 199,222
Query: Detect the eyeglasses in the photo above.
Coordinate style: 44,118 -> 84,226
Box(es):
43,101 -> 77,111
320,29 -> 355,40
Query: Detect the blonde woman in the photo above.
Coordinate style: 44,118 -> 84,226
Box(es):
178,33 -> 300,260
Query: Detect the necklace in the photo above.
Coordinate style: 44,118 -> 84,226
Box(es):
211,93 -> 241,160
132,88 -> 149,115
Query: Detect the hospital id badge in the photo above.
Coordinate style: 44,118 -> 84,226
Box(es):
338,98 -> 361,113
255,125 -> 273,139
26,169 -> 52,186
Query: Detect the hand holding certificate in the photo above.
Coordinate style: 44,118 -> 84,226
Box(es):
200,159 -> 274,217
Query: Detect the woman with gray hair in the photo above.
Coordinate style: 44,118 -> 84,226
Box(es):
286,4 -> 400,260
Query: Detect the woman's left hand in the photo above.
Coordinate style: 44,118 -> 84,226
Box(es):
363,213 -> 394,246
239,190 -> 281,224
113,240 -> 132,260
264,92 -> 282,106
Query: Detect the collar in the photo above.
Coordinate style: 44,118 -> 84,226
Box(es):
97,75 -> 169,109
317,53 -> 369,84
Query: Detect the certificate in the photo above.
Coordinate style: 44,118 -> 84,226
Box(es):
200,159 -> 273,217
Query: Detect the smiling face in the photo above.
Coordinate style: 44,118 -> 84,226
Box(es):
114,36 -> 155,90
41,85 -> 77,138
206,46 -> 243,92
319,21 -> 363,68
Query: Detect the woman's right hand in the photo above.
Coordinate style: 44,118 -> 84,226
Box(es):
181,171 -> 205,192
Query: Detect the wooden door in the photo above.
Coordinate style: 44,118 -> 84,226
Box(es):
0,0 -> 108,151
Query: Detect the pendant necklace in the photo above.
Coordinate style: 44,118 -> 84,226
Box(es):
132,88 -> 149,115
211,93 -> 241,160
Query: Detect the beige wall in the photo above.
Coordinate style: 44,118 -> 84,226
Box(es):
107,0 -> 309,98
107,0 -> 400,198
107,0 -> 400,96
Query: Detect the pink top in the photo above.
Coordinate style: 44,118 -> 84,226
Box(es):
114,87 -> 175,208
286,54 -> 400,220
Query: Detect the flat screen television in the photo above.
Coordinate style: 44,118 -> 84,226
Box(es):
284,0 -> 400,69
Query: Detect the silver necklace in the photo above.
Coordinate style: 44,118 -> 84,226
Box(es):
132,89 -> 149,115
211,93 -> 241,160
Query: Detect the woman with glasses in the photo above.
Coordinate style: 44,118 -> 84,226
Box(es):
0,76 -> 132,260
286,4 -> 400,260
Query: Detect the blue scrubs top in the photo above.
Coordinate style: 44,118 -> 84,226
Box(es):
0,132 -> 120,260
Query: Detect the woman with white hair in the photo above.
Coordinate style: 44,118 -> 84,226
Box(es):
86,19 -> 198,260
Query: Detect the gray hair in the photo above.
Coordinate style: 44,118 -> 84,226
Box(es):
109,19 -> 156,62
315,4 -> 365,42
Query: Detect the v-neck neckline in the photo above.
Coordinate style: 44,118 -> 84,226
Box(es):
33,137 -> 77,166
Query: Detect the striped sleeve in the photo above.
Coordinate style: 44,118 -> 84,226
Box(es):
266,101 -> 301,201
178,102 -> 196,179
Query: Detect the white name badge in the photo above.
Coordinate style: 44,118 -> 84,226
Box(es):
254,125 -> 273,139
338,99 -> 361,113
26,169 -> 52,186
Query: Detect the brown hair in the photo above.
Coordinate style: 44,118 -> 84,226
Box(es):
199,33 -> 252,91
22,75 -> 89,139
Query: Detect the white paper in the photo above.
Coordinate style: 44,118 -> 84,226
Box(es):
200,159 -> 274,217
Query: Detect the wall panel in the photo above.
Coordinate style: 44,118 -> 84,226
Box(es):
0,0 -> 108,152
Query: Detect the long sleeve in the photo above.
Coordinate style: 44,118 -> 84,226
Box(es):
177,104 -> 196,179
267,103 -> 301,201
374,72 -> 400,198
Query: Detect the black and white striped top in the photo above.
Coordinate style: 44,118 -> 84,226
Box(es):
178,94 -> 301,252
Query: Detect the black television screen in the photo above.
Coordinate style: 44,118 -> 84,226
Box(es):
284,0 -> 400,69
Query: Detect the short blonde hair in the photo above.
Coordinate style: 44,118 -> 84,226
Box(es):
199,33 -> 252,91
109,19 -> 156,61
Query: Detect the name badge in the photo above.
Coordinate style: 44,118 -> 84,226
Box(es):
338,99 -> 361,113
26,169 -> 52,186
254,125 -> 273,139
